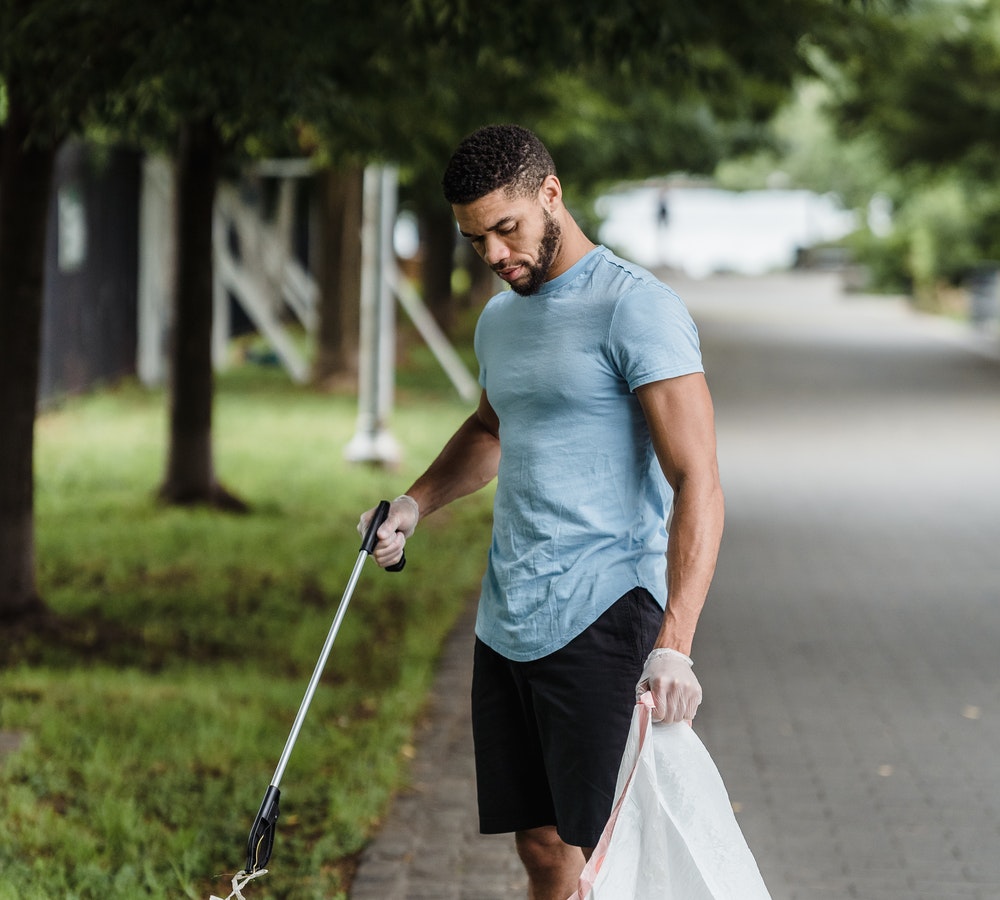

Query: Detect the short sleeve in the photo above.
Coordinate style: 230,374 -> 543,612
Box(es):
607,285 -> 704,391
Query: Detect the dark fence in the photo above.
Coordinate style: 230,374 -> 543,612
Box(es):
39,141 -> 141,406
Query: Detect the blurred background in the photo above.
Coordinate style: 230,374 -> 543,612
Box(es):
2,2 -> 999,898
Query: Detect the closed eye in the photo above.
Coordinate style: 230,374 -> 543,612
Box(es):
460,216 -> 518,244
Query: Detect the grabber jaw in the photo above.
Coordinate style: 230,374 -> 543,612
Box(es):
245,785 -> 281,874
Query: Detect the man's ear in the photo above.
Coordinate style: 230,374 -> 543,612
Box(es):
539,174 -> 562,211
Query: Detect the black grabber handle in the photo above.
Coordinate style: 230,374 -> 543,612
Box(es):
363,500 -> 406,572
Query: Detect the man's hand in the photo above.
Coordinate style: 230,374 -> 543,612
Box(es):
636,648 -> 703,724
358,495 -> 418,569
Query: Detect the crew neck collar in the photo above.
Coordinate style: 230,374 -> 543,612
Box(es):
530,245 -> 605,297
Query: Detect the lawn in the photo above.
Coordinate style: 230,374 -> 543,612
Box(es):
0,357 -> 493,900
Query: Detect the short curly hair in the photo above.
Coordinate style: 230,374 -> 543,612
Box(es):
442,125 -> 556,205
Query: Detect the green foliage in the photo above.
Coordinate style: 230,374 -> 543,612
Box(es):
896,180 -> 981,297
336,0 -> 867,213
818,0 -> 1000,302
100,0 -> 318,156
0,0 -> 144,145
843,226 -> 911,295
835,0 -> 1000,175
4,0 -> 875,188
406,0 -> 855,85
0,0 -> 891,175
1,367 -> 494,899
715,79 -> 898,207
710,0 -> 1000,308
542,75 -> 772,193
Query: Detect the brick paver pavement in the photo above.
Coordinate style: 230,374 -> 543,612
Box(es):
351,271 -> 1000,900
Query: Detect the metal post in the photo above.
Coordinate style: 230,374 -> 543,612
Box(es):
377,167 -> 398,434
345,165 -> 401,465
137,156 -> 174,387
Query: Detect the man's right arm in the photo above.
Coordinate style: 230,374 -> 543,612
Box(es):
367,390 -> 500,568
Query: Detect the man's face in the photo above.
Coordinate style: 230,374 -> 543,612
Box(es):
453,186 -> 563,296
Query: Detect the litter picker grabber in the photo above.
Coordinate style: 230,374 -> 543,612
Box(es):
211,500 -> 404,900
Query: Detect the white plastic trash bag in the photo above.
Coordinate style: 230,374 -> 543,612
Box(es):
569,692 -> 771,900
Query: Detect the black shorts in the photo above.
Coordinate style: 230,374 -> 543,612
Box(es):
471,586 -> 662,848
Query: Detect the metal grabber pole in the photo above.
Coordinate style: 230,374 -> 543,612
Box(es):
243,500 -> 405,875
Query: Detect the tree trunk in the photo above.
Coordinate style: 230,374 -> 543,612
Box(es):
158,118 -> 246,511
312,164 -> 363,388
0,97 -> 58,620
419,203 -> 457,336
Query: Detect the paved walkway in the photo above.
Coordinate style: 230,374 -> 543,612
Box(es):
351,271 -> 1000,900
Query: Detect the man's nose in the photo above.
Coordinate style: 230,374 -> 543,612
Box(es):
482,233 -> 509,267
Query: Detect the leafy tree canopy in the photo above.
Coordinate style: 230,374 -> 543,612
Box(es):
0,0 -> 143,144
833,0 -> 1000,178
310,0 -> 875,211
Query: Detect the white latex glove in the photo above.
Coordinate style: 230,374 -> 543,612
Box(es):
357,495 -> 419,569
636,647 -> 703,724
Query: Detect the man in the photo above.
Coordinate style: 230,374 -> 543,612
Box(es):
360,124 -> 724,900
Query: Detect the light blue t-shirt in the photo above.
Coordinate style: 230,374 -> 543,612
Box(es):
473,245 -> 705,661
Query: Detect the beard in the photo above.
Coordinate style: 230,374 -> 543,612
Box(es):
507,211 -> 562,296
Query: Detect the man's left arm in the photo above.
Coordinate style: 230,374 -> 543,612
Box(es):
635,372 -> 725,722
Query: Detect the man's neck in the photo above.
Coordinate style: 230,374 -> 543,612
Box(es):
548,218 -> 597,282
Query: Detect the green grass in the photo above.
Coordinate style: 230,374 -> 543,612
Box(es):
0,358 -> 493,899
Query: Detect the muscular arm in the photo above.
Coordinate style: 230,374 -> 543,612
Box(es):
407,389 -> 501,517
636,372 -> 724,656
370,390 -> 500,567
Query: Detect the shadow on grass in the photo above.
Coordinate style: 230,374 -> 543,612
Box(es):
0,607 -> 235,671
0,582 -> 412,682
